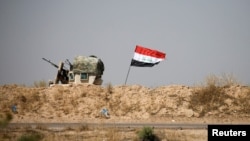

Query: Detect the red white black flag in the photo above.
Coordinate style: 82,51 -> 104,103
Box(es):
130,45 -> 166,67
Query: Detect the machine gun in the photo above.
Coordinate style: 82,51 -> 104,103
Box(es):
42,55 -> 104,85
42,58 -> 59,69
65,59 -> 73,71
42,58 -> 69,84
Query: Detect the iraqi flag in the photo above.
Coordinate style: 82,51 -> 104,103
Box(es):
130,45 -> 166,67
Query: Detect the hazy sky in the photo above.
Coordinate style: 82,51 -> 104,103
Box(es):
0,0 -> 250,87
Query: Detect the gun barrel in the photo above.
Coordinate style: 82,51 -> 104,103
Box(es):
65,59 -> 73,70
42,58 -> 59,68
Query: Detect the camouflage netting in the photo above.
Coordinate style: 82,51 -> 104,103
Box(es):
72,55 -> 104,76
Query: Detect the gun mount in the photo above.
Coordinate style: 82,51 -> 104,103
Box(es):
42,55 -> 104,85
42,58 -> 69,84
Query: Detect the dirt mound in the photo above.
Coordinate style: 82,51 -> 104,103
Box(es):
0,84 -> 249,123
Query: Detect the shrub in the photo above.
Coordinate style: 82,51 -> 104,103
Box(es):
204,73 -> 239,87
189,74 -> 236,117
17,132 -> 43,141
190,85 -> 225,116
137,126 -> 158,141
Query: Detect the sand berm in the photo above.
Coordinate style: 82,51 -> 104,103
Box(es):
0,83 -> 249,124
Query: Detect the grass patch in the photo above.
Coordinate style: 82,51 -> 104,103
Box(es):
17,131 -> 43,141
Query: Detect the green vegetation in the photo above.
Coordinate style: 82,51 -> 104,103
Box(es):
137,126 -> 160,141
17,132 -> 43,141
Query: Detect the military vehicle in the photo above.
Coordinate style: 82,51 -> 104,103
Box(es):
42,55 -> 104,85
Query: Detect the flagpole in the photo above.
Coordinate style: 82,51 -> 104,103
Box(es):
124,64 -> 132,85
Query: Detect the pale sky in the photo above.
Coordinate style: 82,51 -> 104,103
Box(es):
0,0 -> 250,87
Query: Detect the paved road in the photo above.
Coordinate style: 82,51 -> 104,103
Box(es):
8,122 -> 208,130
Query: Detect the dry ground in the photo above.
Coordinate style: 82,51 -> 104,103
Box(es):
0,83 -> 249,140
0,125 -> 207,141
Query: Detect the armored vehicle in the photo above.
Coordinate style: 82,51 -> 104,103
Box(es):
42,55 -> 104,85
